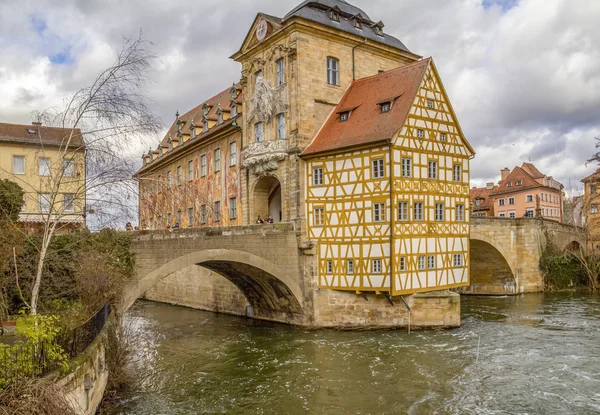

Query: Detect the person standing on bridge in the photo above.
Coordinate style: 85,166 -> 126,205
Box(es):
256,215 -> 264,224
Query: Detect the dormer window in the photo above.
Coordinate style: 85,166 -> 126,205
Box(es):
506,182 -> 512,187
516,180 -> 522,186
230,102 -> 237,118
340,111 -> 349,122
374,21 -> 384,36
202,122 -> 208,133
217,110 -> 223,125
27,128 -> 36,134
329,10 -> 340,22
353,19 -> 362,29
202,104 -> 209,117
380,102 -> 391,114
190,119 -> 196,139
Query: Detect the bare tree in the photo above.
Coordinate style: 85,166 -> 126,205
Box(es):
0,34 -> 160,315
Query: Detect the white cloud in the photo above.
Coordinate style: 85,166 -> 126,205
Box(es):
0,0 -> 598,186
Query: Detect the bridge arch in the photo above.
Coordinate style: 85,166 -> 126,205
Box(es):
122,249 -> 304,320
461,239 -> 517,295
563,240 -> 582,253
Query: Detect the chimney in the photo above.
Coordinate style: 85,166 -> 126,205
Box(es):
501,167 -> 510,181
486,182 -> 494,190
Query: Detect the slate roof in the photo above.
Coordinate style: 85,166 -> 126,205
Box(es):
283,0 -> 411,53
0,122 -> 84,149
301,58 -> 430,156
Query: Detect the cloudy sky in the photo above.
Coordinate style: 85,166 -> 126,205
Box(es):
1,0 -> 598,192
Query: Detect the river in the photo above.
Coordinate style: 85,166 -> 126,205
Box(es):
108,293 -> 600,414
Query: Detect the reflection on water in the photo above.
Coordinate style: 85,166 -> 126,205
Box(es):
108,293 -> 600,415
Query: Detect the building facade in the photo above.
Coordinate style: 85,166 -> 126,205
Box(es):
489,163 -> 564,221
137,0 -> 474,297
0,122 -> 86,230
582,169 -> 600,250
470,183 -> 496,217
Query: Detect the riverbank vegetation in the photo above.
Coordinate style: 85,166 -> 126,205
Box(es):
540,251 -> 589,290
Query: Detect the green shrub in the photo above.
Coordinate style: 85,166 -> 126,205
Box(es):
540,252 -> 587,290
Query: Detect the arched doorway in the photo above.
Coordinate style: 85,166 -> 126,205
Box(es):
253,176 -> 282,223
564,241 -> 581,252
459,239 -> 517,295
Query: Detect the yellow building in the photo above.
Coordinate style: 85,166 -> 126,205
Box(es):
0,122 -> 86,229
302,59 -> 475,295
138,0 -> 474,297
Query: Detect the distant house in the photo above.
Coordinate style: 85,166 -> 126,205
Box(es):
582,169 -> 600,250
0,121 -> 86,231
563,195 -> 584,227
470,183 -> 496,217
489,163 -> 564,222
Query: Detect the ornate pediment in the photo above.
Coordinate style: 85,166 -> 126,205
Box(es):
243,140 -> 289,177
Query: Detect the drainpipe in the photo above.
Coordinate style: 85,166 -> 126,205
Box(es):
352,38 -> 368,80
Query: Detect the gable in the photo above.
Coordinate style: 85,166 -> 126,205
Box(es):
394,60 -> 475,158
232,14 -> 283,59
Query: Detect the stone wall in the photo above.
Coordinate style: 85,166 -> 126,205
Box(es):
144,265 -> 248,317
49,323 -> 109,415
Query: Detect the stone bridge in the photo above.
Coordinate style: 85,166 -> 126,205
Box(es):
465,217 -> 585,295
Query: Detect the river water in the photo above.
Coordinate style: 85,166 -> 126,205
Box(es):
109,293 -> 600,414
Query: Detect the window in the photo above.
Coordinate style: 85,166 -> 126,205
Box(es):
255,122 -> 263,142
63,194 -> 74,212
516,180 -> 522,186
440,133 -> 447,142
475,199 -> 482,207
158,175 -> 163,193
428,161 -> 438,179
63,159 -> 74,177
417,129 -> 424,138
506,182 -> 512,187
372,158 -> 384,179
456,204 -> 465,222
327,260 -> 334,274
591,184 -> 598,194
525,209 -> 534,218
314,208 -> 324,226
435,203 -> 445,222
214,201 -> 221,221
313,168 -> 323,186
372,259 -> 382,274
418,256 -> 426,270
508,197 -> 515,205
347,260 -> 354,275
340,111 -> 349,122
453,254 -> 463,267
427,100 -> 434,109
373,203 -> 385,222
399,257 -> 406,271
201,205 -> 207,224
499,199 -> 505,206
398,202 -> 409,221
401,158 -> 412,177
428,255 -> 436,270
167,213 -> 172,226
217,111 -> 223,125
201,155 -> 207,177
277,113 -> 286,139
202,121 -> 208,133
230,142 -> 237,166
381,102 -> 391,113
509,211 -> 516,218
591,204 -> 598,214
526,194 -> 533,203
177,165 -> 183,184
414,202 -> 424,221
229,197 -> 237,219
329,9 -> 340,22
188,208 -> 194,227
499,212 -> 506,217
453,165 -> 462,182
39,157 -> 50,176
214,149 -> 221,172
276,58 -> 285,86
188,160 -> 194,181
39,193 -> 50,212
12,156 -> 24,175
327,57 -> 339,85
177,210 -> 182,226
231,103 -> 237,118
167,171 -> 172,189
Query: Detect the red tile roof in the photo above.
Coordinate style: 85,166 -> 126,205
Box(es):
470,186 -> 495,211
490,163 -> 562,196
301,59 -> 431,156
0,122 -> 84,149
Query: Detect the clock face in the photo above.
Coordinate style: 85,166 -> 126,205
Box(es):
256,19 -> 268,41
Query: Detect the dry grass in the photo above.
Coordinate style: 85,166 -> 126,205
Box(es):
0,379 -> 75,415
